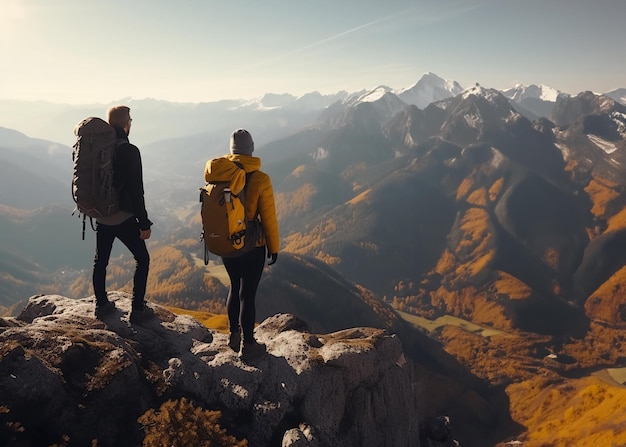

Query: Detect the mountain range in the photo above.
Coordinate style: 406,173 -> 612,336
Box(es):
2,72 -> 626,446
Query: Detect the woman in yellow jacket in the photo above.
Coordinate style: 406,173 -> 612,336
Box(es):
204,128 -> 279,359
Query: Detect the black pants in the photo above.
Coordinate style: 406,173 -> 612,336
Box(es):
93,217 -> 150,308
222,246 -> 266,342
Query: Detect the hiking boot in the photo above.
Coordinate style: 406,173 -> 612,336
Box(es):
95,300 -> 115,319
130,302 -> 154,324
239,340 -> 266,360
228,332 -> 241,352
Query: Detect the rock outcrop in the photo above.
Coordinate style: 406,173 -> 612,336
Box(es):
0,292 -> 421,447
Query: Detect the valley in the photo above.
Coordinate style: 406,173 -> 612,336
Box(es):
397,309 -> 504,337
2,74 -> 626,445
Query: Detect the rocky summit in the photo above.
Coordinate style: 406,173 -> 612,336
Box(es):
0,292 -> 421,447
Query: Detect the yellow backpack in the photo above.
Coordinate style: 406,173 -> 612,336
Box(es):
200,161 -> 260,261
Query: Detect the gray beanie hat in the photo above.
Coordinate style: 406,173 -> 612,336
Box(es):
230,128 -> 254,155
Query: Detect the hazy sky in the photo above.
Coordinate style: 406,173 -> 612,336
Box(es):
1,0 -> 624,104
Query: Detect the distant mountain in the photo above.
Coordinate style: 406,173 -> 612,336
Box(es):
396,72 -> 463,109
238,90 -> 349,111
0,243 -> 49,307
1,73 -> 623,147
254,85 -> 626,339
501,83 -> 565,120
552,90 -> 626,128
0,127 -> 72,209
502,83 -> 561,103
0,93 -> 345,147
0,204 -> 94,272
317,86 -> 408,131
605,88 -> 626,105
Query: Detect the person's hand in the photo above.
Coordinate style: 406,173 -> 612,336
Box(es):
267,252 -> 278,265
140,229 -> 152,240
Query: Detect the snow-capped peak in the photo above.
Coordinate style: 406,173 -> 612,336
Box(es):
396,72 -> 463,109
462,83 -> 500,101
353,85 -> 394,104
501,84 -> 561,102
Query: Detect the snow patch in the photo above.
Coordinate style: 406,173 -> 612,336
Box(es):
312,147 -> 329,161
356,86 -> 393,103
462,84 -> 500,102
503,84 -> 561,102
491,148 -> 504,168
611,111 -> 626,135
464,113 -> 480,128
587,134 -> 619,154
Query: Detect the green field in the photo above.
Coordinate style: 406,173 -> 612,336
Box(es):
606,367 -> 626,386
191,254 -> 230,286
396,310 -> 503,337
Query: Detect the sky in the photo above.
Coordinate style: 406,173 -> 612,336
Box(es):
1,0 -> 625,105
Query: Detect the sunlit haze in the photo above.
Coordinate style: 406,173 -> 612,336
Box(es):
1,0 -> 624,104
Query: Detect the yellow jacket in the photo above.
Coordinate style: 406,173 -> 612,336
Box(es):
204,154 -> 280,254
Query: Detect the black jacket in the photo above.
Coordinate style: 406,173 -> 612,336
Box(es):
113,127 -> 152,230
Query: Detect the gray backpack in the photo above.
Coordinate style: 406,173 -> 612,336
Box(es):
72,117 -> 122,235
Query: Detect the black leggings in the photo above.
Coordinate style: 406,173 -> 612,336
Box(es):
222,246 -> 266,342
93,217 -> 150,307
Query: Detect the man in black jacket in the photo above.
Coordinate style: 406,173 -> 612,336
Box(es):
93,105 -> 152,322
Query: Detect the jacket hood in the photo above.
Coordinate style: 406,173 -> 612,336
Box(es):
204,155 -> 261,195
224,154 -> 261,172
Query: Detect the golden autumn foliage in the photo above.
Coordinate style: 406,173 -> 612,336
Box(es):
456,177 -> 473,201
434,249 -> 456,276
275,183 -> 317,222
67,244 -> 227,312
457,174 -> 501,206
605,206 -> 626,234
290,164 -> 308,178
584,265 -> 626,327
469,294 -> 513,330
138,398 -> 247,447
450,207 -> 495,279
507,376 -> 626,447
456,250 -> 494,279
457,208 -> 492,254
433,208 -> 495,286
165,306 -> 229,333
466,187 -> 487,207
177,238 -> 202,249
439,326 -> 526,385
315,251 -> 341,265
488,177 -> 504,202
347,188 -> 371,205
424,289 -> 626,446
427,304 -> 626,446
561,321 -> 626,368
493,271 -> 533,301
584,177 -> 620,218
424,285 -> 512,331
564,159 -> 578,172
283,217 -> 339,254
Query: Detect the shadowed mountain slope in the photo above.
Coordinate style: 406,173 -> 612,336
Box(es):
258,86 -> 626,342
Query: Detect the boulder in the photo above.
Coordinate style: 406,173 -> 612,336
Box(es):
0,292 -> 421,447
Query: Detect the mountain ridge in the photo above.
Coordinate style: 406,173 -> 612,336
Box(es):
2,72 -> 623,147
2,73 -> 626,446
